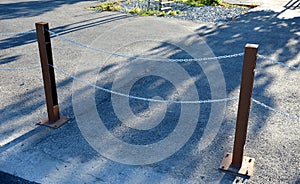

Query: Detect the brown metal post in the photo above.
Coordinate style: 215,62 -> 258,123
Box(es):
232,43 -> 258,167
219,44 -> 258,177
36,22 -> 69,128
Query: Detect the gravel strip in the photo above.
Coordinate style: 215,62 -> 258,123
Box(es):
118,1 -> 249,23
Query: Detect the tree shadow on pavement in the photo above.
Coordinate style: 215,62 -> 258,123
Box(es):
0,0 -> 95,20
118,9 -> 300,183
0,13 -> 129,50
196,9 -> 299,135
194,9 -> 299,183
284,0 -> 300,10
0,8 -> 299,184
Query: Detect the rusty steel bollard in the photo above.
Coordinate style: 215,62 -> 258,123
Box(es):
35,22 -> 69,128
219,43 -> 259,177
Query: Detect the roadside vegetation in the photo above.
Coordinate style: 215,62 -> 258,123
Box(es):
175,0 -> 222,7
86,0 -> 250,17
127,8 -> 181,16
86,1 -> 122,11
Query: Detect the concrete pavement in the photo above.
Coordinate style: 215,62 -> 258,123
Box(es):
0,0 -> 299,183
224,0 -> 300,18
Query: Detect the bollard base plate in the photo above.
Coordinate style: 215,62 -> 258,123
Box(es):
38,115 -> 70,129
219,153 -> 255,177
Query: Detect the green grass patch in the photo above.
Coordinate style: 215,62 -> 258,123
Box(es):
174,0 -> 222,7
128,8 -> 181,17
86,1 -> 122,11
87,1 -> 181,17
174,0 -> 248,8
219,2 -> 248,8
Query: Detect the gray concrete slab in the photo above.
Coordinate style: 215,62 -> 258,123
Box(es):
0,0 -> 299,183
224,0 -> 300,18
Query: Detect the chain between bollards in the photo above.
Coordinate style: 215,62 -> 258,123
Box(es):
35,22 -> 69,128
